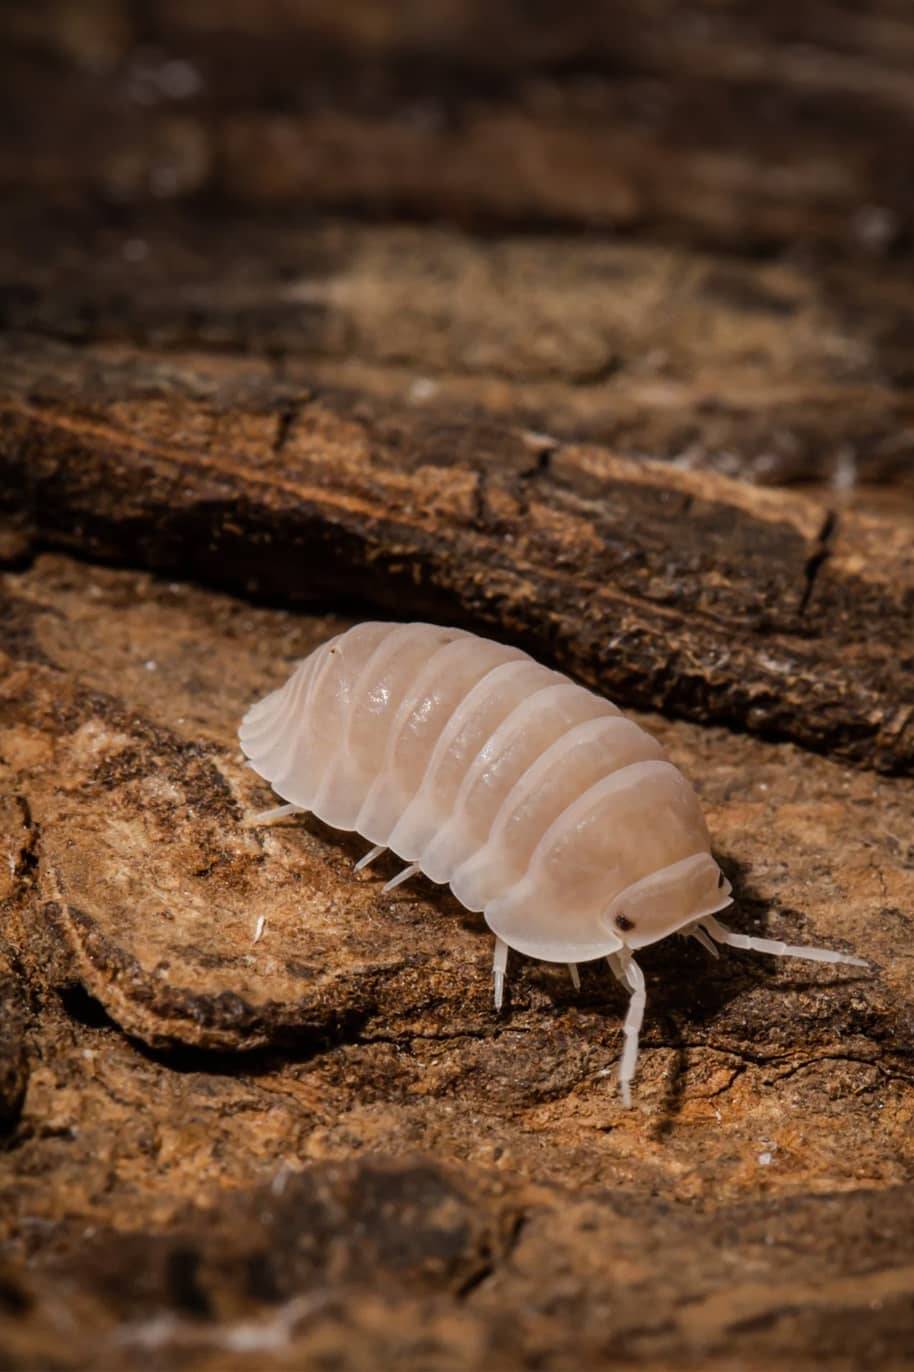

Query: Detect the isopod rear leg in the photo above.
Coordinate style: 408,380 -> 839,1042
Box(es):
608,950 -> 647,1108
243,802 -> 304,828
567,963 -> 581,991
493,936 -> 509,1010
701,915 -> 868,968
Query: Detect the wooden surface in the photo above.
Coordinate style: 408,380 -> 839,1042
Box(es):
1,4 -> 913,1370
2,338 -> 913,773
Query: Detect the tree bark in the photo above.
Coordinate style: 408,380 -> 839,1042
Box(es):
2,337 -> 912,772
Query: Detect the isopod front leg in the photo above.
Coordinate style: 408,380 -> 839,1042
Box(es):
701,915 -> 868,968
493,936 -> 509,1011
688,924 -> 720,959
567,963 -> 581,991
607,950 -> 647,1108
243,802 -> 304,828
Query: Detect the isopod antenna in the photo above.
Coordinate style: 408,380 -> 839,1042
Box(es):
701,915 -> 868,968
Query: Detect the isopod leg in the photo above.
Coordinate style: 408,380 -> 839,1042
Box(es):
567,963 -> 581,991
382,863 -> 421,893
493,936 -> 509,1011
702,915 -> 868,968
243,802 -> 304,827
607,950 -> 646,1108
689,924 -> 720,959
354,844 -> 386,873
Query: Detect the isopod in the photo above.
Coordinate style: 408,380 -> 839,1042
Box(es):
239,622 -> 866,1103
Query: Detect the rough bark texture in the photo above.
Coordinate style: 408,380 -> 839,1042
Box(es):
1,3 -> 913,1370
3,339 -> 913,774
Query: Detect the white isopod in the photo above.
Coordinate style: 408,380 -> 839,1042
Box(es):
239,622 -> 866,1103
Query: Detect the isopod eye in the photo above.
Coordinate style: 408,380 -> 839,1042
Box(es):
615,913 -> 635,932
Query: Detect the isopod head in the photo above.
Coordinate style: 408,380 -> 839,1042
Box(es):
482,852 -> 732,963
605,852 -> 734,952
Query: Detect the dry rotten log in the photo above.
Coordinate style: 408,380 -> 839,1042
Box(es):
1,551 -> 911,1115
0,552 -> 912,1370
0,338 -> 911,774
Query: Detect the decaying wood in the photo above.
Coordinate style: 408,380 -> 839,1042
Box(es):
1,338 -> 912,774
2,2 -> 914,1369
1,552 -> 912,1369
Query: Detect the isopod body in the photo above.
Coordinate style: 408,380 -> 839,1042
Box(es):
240,621 -> 865,1102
